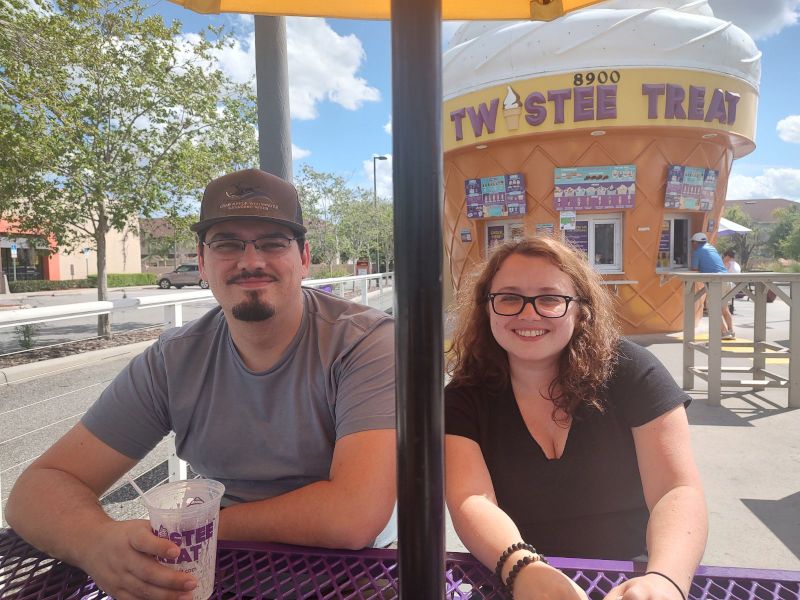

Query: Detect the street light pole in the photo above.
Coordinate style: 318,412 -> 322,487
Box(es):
373,155 -> 388,274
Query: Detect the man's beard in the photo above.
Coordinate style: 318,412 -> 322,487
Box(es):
231,290 -> 275,322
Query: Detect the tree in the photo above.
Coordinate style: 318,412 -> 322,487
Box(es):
0,0 -> 257,335
720,205 -> 764,269
762,204 -> 800,262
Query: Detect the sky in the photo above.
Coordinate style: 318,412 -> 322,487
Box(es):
152,0 -> 800,202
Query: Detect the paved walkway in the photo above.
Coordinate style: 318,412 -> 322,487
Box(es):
0,295 -> 797,570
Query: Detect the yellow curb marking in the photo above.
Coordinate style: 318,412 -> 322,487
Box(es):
676,333 -> 789,364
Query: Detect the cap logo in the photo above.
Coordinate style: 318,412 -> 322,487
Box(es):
225,184 -> 267,200
221,184 -> 279,212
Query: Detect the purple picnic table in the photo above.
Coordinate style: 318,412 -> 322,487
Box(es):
1,528 -> 799,599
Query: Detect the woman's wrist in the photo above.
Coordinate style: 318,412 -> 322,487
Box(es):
644,571 -> 687,600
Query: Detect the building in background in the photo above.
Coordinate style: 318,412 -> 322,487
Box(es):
1,219 -> 141,282
442,1 -> 760,334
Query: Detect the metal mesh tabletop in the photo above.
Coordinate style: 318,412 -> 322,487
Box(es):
2,529 -> 799,599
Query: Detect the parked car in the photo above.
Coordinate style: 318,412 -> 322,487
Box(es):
157,264 -> 209,289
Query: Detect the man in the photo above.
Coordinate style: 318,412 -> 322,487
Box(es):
6,169 -> 397,600
690,232 -> 734,339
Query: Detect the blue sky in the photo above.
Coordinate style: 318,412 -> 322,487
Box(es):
154,0 -> 800,202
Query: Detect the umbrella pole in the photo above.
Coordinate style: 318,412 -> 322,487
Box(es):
254,15 -> 292,180
391,0 -> 446,598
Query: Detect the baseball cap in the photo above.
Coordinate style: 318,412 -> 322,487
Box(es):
191,169 -> 307,236
691,232 -> 708,243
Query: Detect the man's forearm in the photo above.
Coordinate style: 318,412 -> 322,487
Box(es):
645,485 -> 708,594
218,478 -> 394,550
6,467 -> 114,568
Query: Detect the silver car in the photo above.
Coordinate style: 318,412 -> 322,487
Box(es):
157,264 -> 209,289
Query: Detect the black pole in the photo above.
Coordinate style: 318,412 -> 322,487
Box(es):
391,0 -> 445,598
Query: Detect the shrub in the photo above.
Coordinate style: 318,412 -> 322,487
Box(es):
8,273 -> 157,293
89,273 -> 157,287
15,324 -> 40,349
8,279 -> 93,293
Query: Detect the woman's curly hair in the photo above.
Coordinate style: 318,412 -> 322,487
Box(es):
447,236 -> 620,417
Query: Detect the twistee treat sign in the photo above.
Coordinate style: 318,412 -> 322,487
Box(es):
145,479 -> 225,600
444,68 -> 756,152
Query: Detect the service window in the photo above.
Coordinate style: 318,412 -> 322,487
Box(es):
563,214 -> 622,272
657,215 -> 690,270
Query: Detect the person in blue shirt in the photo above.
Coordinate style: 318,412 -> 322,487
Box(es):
690,232 -> 734,339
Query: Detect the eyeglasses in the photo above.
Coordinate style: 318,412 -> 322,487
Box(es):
203,235 -> 301,259
487,293 -> 581,318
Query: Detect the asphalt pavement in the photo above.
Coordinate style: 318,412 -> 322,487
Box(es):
0,293 -> 797,571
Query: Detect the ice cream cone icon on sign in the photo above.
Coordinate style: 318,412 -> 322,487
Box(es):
503,86 -> 522,130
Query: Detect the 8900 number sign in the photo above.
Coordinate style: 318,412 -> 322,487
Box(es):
573,71 -> 620,86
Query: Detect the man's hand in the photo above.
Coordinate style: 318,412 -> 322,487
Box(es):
79,520 -> 198,600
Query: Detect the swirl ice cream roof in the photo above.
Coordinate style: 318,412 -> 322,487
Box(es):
444,0 -> 761,101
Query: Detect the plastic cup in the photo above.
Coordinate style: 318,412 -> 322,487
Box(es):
144,479 -> 225,600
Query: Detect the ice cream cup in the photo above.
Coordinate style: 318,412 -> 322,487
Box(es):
144,478 -> 225,600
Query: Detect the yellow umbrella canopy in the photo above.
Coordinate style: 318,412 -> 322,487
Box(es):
171,0 -> 605,21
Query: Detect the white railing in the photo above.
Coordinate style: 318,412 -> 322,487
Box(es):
0,273 -> 394,331
0,272 -> 394,524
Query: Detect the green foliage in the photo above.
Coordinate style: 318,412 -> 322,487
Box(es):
294,166 -> 394,273
769,205 -> 800,260
8,279 -> 93,292
0,0 -> 257,324
15,323 -> 40,350
719,205 -> 765,269
91,272 -> 157,286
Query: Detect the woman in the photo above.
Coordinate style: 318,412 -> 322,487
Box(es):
445,237 -> 707,600
722,249 -> 742,318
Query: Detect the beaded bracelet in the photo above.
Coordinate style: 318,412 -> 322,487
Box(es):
504,553 -> 548,598
645,571 -> 686,600
494,542 -> 538,584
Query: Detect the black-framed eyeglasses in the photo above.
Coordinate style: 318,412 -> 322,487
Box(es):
487,293 -> 581,318
203,235 -> 301,259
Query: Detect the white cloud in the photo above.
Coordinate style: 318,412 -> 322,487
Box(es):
777,115 -> 800,143
709,0 -> 799,39
383,117 -> 392,135
292,143 -> 311,160
363,155 -> 393,199
286,18 -> 380,119
727,168 -> 800,200
193,18 -> 380,120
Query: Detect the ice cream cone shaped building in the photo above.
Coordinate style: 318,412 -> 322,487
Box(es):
443,0 -> 760,334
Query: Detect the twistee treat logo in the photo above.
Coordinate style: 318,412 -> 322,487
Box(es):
443,68 -> 756,152
154,521 -> 215,565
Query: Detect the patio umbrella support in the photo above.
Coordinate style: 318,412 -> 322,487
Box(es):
254,15 -> 292,180
391,0 -> 446,597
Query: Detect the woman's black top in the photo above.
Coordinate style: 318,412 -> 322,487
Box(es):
445,338 -> 691,560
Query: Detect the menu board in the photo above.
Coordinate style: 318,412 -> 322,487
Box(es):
563,221 -> 589,254
554,165 -> 636,211
664,165 -> 718,211
465,173 -> 527,218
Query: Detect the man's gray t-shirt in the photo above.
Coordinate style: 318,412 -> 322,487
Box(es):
82,287 -> 395,505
